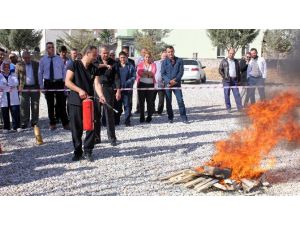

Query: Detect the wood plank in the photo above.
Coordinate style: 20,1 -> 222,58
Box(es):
213,183 -> 228,191
159,169 -> 190,181
241,178 -> 260,192
183,177 -> 207,188
196,179 -> 219,192
193,178 -> 213,190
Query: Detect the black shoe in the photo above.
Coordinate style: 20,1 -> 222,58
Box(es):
134,110 -> 140,114
168,119 -> 173,123
146,116 -> 152,123
110,139 -> 117,146
94,138 -> 101,145
140,117 -> 145,123
21,125 -> 28,129
125,122 -> 131,127
84,153 -> 94,162
72,155 -> 84,161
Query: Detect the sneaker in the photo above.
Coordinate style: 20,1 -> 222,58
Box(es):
125,122 -> 131,127
84,153 -> 94,162
16,128 -> 23,132
227,109 -> 231,113
182,118 -> 189,124
168,119 -> 173,124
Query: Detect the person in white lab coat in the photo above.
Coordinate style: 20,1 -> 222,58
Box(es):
0,60 -> 21,133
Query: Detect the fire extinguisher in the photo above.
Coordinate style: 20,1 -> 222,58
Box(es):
82,98 -> 94,131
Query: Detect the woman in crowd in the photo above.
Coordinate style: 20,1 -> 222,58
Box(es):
136,51 -> 156,123
0,60 -> 21,133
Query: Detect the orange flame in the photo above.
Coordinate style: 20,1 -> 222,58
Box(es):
198,91 -> 300,181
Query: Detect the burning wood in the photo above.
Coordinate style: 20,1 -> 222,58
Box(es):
160,166 -> 270,194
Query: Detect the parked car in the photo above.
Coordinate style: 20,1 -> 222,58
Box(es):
181,59 -> 206,83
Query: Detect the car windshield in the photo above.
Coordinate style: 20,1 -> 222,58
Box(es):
183,60 -> 198,66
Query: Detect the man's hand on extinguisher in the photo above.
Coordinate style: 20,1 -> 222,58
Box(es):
99,95 -> 106,104
79,89 -> 88,99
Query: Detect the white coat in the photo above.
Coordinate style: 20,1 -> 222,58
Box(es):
0,72 -> 20,107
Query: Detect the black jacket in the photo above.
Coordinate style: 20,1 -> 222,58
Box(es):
239,58 -> 248,84
96,57 -> 120,89
219,58 -> 241,82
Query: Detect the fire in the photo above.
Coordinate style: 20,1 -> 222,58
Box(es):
197,91 -> 300,181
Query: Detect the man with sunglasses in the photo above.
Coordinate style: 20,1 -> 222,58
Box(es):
38,42 -> 69,130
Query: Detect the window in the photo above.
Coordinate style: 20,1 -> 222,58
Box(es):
242,44 -> 250,56
192,52 -> 198,59
217,46 -> 226,58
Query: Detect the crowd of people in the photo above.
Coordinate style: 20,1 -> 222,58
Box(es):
0,44 -> 267,161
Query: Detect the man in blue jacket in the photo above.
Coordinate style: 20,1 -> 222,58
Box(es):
161,46 -> 188,123
114,51 -> 136,126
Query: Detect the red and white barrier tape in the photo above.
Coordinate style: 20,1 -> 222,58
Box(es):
0,83 -> 299,93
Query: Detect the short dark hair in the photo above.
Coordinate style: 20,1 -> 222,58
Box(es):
71,48 -> 78,52
250,48 -> 257,53
119,51 -> 127,57
0,47 -> 5,53
83,45 -> 97,55
166,45 -> 174,50
60,45 -> 67,52
46,42 -> 54,46
122,46 -> 129,51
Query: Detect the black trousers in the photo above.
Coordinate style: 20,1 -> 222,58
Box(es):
154,90 -> 165,114
95,86 -> 116,141
44,80 -> 69,126
138,82 -> 155,119
69,103 -> 94,156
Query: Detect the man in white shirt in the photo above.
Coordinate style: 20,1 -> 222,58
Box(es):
218,48 -> 243,112
246,48 -> 267,104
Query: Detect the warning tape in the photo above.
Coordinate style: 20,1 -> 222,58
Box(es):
0,83 -> 299,93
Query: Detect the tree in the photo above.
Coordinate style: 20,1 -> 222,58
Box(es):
207,29 -> 260,52
8,29 -> 42,56
98,29 -> 115,45
60,29 -> 99,53
262,29 -> 296,72
134,29 -> 172,60
0,29 -> 11,49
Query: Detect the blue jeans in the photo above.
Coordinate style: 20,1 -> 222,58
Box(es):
223,79 -> 242,110
115,91 -> 133,124
1,105 -> 20,130
165,88 -> 187,120
248,76 -> 265,104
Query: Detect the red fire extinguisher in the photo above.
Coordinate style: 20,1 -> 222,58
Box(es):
82,98 -> 94,131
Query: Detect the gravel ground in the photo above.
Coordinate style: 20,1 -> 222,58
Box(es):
0,82 -> 300,196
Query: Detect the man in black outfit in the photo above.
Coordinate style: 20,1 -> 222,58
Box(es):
65,46 -> 106,162
95,46 -> 121,146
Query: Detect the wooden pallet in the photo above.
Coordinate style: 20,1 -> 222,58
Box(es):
160,167 -> 270,193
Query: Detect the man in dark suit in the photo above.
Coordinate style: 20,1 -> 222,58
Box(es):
15,51 -> 40,129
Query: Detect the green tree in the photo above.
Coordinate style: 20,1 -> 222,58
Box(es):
0,29 -> 11,49
98,29 -> 115,45
207,29 -> 260,52
8,29 -> 42,56
60,29 -> 99,53
262,29 -> 295,71
134,29 -> 172,60
0,29 -> 42,56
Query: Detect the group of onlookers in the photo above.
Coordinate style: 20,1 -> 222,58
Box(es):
219,47 -> 267,112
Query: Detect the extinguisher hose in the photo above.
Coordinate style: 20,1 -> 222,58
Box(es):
87,96 -> 119,113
